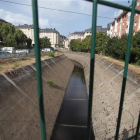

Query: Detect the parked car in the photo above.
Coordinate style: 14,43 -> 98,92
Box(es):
42,48 -> 51,52
1,47 -> 15,53
0,51 -> 8,54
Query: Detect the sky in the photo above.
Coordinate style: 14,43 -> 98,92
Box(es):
0,0 -> 132,38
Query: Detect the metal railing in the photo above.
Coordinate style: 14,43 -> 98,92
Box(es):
31,0 -> 140,140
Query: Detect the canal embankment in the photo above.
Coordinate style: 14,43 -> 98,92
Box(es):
65,52 -> 140,140
0,55 -> 73,140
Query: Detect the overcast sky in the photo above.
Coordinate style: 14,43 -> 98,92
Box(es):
0,0 -> 132,37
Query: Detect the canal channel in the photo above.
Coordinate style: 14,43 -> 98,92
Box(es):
51,61 -> 93,140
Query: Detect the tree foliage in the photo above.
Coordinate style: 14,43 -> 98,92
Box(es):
39,37 -> 51,48
14,29 -> 27,46
0,22 -> 32,48
27,38 -> 32,47
69,31 -> 140,65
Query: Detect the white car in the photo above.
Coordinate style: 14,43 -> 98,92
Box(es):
42,48 -> 51,52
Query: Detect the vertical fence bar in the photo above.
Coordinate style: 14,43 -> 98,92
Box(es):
115,0 -> 137,140
32,0 -> 47,140
87,0 -> 98,139
135,112 -> 140,140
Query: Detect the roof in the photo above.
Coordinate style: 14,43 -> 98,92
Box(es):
84,28 -> 92,32
84,26 -> 107,33
39,28 -> 59,34
15,24 -> 59,34
70,31 -> 84,35
15,24 -> 34,29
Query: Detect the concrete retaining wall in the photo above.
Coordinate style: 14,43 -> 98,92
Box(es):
0,55 -> 74,140
65,52 -> 140,140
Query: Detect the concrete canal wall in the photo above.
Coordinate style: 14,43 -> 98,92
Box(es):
65,52 -> 140,140
0,55 -> 74,140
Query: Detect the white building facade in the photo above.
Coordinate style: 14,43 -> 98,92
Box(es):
107,0 -> 140,38
68,32 -> 84,42
69,26 -> 107,42
15,24 -> 60,48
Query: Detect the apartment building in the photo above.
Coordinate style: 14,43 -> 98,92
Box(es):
107,0 -> 140,38
39,28 -> 60,48
15,24 -> 60,48
83,26 -> 107,39
69,26 -> 107,42
68,31 -> 84,42
60,35 -> 67,43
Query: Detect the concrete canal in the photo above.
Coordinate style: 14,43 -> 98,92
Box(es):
51,61 -> 93,140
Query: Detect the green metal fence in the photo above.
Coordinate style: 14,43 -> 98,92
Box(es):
32,0 -> 140,140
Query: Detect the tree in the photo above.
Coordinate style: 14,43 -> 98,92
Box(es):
0,22 -> 2,41
14,29 -> 27,46
69,39 -> 81,51
131,31 -> 140,64
95,32 -> 109,54
26,38 -> 32,47
39,37 -> 51,48
0,23 -> 15,43
81,35 -> 91,52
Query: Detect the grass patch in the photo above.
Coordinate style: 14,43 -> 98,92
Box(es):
46,79 -> 55,87
0,66 -> 3,71
47,52 -> 54,57
12,62 -> 22,69
20,57 -> 31,60
57,50 -> 63,53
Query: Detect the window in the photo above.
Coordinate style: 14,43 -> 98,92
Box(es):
134,22 -> 137,27
136,13 -> 138,16
137,2 -> 140,6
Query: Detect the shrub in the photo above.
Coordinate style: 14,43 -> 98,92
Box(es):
21,57 -> 31,60
47,52 -> 54,57
46,79 -> 55,87
21,57 -> 26,60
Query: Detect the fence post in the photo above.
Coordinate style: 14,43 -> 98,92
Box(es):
87,0 -> 98,139
115,0 -> 137,139
32,0 -> 47,140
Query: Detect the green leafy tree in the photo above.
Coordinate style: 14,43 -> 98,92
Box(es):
26,38 -> 32,47
81,35 -> 91,52
39,37 -> 51,48
0,23 -> 15,43
69,39 -> 81,51
95,32 -> 109,54
131,31 -> 140,64
14,29 -> 27,46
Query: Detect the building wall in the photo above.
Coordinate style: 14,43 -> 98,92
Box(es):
20,28 -> 35,45
64,40 -> 69,48
83,32 -> 92,39
68,34 -> 83,42
107,0 -> 140,38
18,27 -> 60,48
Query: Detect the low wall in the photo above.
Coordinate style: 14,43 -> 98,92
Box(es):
65,52 -> 140,140
0,55 -> 74,140
0,52 -> 49,59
